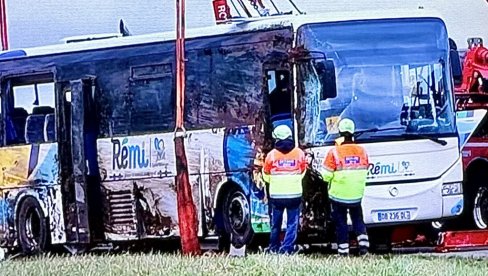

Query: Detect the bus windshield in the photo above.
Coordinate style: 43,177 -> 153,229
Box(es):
296,18 -> 456,146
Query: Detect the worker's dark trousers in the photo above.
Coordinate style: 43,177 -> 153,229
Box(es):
330,199 -> 369,255
269,197 -> 301,254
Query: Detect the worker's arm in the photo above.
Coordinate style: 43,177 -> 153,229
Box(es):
262,151 -> 273,184
321,150 -> 336,183
299,150 -> 308,177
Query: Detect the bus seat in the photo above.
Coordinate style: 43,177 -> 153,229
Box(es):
44,114 -> 56,142
32,106 -> 55,115
25,114 -> 47,144
11,107 -> 29,143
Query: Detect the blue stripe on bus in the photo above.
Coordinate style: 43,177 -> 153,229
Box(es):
0,49 -> 27,60
28,144 -> 40,176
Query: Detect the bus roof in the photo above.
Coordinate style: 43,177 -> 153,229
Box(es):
0,8 -> 444,61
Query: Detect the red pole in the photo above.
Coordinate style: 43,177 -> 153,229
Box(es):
174,0 -> 201,255
0,0 -> 9,50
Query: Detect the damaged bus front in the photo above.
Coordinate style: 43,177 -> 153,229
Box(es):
292,15 -> 464,235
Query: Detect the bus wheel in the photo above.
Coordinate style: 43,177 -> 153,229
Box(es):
222,187 -> 254,248
473,187 -> 488,229
17,197 -> 48,255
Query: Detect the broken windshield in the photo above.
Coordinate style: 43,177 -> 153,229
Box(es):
296,18 -> 456,146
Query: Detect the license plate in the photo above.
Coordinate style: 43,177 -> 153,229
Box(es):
376,209 -> 412,222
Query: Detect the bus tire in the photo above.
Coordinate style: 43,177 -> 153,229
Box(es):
453,184 -> 488,230
472,186 -> 488,229
461,161 -> 488,230
17,197 -> 48,255
221,186 -> 254,248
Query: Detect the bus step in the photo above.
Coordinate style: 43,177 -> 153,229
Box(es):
200,236 -> 220,251
436,230 -> 488,252
90,243 -> 115,252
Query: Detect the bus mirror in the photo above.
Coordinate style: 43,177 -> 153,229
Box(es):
315,60 -> 337,100
450,50 -> 462,86
449,38 -> 462,86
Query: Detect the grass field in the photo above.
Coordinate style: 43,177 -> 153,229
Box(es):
1,252 -> 488,276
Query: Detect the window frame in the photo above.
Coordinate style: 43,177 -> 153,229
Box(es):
0,71 -> 57,146
127,62 -> 175,136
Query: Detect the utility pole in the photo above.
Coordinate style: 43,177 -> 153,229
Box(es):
174,0 -> 201,255
0,0 -> 8,50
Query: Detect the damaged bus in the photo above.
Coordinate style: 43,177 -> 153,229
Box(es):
0,9 -> 464,255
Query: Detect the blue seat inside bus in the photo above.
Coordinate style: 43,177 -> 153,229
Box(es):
44,114 -> 56,142
11,107 -> 29,144
25,114 -> 47,144
32,106 -> 55,115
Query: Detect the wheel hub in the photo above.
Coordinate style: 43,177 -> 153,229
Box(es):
228,193 -> 250,232
474,187 -> 488,229
24,209 -> 40,246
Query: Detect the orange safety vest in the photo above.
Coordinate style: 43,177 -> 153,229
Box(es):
321,140 -> 369,203
262,147 -> 307,199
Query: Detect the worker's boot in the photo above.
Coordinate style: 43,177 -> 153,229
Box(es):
337,243 -> 349,256
358,234 -> 369,256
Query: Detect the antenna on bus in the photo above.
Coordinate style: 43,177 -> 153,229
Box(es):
119,19 -> 132,37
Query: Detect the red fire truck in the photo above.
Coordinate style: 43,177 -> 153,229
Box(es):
454,37 -> 488,230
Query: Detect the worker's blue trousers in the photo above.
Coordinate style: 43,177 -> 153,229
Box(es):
330,199 -> 369,255
268,197 -> 301,254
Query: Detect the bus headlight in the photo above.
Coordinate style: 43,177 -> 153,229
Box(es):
442,182 -> 463,196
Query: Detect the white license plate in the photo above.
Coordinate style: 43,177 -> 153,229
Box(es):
376,209 -> 413,222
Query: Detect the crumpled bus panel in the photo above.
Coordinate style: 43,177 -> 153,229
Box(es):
91,28 -> 293,240
0,143 -> 66,248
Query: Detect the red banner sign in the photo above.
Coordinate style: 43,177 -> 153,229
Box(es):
212,0 -> 231,24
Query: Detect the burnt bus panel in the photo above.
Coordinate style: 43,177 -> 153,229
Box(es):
69,79 -> 91,244
90,27 -> 293,240
97,132 -> 210,239
0,143 -> 66,247
100,181 -> 137,239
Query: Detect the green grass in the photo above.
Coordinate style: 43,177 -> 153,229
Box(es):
1,252 -> 488,276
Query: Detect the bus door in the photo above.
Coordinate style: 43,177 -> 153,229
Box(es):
264,67 -> 293,131
60,78 -> 101,245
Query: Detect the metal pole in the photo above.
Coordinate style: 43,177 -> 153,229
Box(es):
287,0 -> 304,15
174,0 -> 201,255
0,0 -> 9,50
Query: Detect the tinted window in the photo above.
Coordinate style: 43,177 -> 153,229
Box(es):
185,44 -> 264,129
129,63 -> 174,134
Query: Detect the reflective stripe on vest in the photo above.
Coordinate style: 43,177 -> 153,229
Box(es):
263,147 -> 306,199
322,143 -> 369,203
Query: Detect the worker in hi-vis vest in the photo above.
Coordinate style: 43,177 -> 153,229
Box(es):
262,125 -> 307,254
321,118 -> 370,256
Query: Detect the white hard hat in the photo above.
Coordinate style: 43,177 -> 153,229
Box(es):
338,118 -> 355,134
272,125 -> 292,140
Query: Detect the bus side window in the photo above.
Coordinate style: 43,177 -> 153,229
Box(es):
129,63 -> 174,134
7,79 -> 55,145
